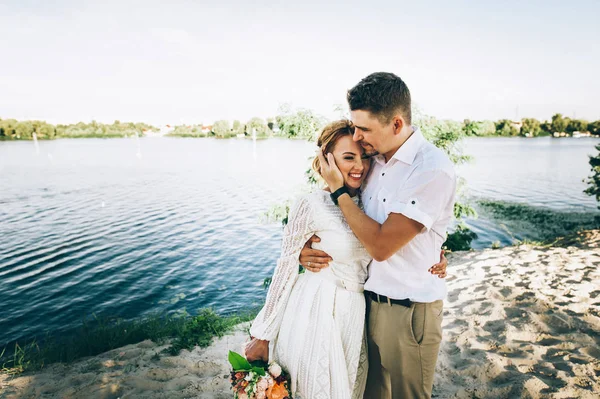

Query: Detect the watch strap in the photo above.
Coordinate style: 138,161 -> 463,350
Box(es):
330,186 -> 350,206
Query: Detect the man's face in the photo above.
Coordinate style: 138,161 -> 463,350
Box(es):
350,110 -> 394,157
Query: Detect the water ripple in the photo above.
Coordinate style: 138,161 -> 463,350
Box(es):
0,136 -> 598,346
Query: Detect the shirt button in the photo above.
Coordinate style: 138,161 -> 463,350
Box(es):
383,199 -> 386,202
370,197 -> 372,200
382,173 -> 385,176
411,200 -> 416,204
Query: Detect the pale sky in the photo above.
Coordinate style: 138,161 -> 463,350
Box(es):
1,0 -> 599,125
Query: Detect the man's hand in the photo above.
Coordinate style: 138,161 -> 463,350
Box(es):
317,151 -> 344,191
428,250 -> 448,278
299,235 -> 332,273
245,338 -> 269,362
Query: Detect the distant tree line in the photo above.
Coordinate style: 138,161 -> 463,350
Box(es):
170,112 -> 600,140
0,119 -> 158,140
3,111 -> 598,141
0,109 -> 327,141
169,117 -> 277,139
463,114 -> 600,138
169,105 -> 327,140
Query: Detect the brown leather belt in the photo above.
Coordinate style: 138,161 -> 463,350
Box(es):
366,291 -> 413,308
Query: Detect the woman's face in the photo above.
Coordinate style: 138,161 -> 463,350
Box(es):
330,135 -> 371,191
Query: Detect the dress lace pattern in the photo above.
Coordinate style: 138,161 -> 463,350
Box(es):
250,190 -> 371,399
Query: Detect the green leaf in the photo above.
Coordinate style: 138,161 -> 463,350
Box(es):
228,350 -> 251,371
252,366 -> 266,376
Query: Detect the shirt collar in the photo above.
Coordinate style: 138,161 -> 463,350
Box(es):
374,126 -> 424,166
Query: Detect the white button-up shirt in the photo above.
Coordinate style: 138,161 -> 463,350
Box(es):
362,126 -> 456,303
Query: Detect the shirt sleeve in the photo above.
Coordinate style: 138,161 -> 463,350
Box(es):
384,169 -> 456,231
249,195 -> 316,341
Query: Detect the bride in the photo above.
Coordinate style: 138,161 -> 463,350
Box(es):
245,120 -> 446,399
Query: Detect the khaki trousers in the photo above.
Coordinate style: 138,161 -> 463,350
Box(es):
364,296 -> 443,399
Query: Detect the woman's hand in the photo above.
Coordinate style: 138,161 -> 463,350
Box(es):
317,151 -> 345,192
245,338 -> 269,362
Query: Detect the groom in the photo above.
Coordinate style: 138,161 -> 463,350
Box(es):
301,72 -> 456,398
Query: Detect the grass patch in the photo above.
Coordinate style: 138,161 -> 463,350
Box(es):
167,308 -> 255,355
0,308 -> 258,376
477,200 -> 600,245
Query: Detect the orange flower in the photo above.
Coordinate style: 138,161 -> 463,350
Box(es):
266,382 -> 289,399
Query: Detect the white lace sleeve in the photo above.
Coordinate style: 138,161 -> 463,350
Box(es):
250,195 -> 316,341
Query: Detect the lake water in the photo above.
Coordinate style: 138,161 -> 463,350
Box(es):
458,137 -> 599,246
0,136 -> 598,346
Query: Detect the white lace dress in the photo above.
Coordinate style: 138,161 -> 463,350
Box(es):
250,190 -> 371,399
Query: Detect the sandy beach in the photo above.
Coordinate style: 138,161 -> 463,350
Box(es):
1,230 -> 599,399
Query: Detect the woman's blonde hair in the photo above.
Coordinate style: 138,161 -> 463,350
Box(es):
312,119 -> 355,177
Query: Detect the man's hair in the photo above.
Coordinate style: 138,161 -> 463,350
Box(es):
347,72 -> 411,125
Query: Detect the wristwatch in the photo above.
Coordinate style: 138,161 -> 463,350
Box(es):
330,186 -> 350,206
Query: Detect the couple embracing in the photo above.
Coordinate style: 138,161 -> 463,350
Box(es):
245,72 -> 456,399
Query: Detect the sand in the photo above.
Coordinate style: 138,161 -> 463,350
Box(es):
2,231 -> 599,399
0,329 -> 249,399
434,230 -> 600,399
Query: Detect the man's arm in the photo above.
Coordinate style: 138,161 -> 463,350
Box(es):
336,194 -> 422,261
319,152 -> 454,262
297,233 -> 449,275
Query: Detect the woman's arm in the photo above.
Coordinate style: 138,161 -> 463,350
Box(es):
246,195 -> 315,361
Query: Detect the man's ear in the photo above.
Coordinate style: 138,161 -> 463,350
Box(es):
393,116 -> 404,135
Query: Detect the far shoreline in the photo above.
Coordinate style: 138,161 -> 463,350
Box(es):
1,134 -> 599,142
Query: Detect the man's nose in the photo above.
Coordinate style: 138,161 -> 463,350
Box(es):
353,129 -> 362,142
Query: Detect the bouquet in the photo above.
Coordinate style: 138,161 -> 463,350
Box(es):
228,350 -> 292,399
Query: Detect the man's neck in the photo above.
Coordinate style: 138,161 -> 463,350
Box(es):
383,126 -> 415,163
